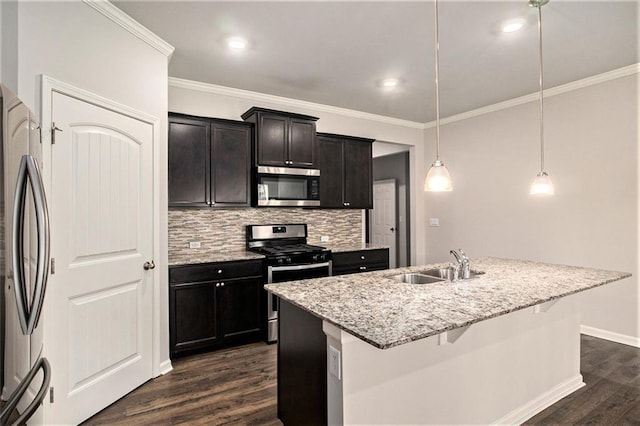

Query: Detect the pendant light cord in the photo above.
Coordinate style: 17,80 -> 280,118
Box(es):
537,3 -> 545,173
434,0 -> 441,161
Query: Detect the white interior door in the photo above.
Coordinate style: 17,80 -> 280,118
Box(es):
371,180 -> 397,269
47,92 -> 154,424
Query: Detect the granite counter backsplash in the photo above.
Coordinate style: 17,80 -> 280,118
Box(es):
265,257 -> 631,350
169,208 -> 362,261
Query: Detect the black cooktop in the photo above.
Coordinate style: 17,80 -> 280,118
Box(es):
250,243 -> 328,256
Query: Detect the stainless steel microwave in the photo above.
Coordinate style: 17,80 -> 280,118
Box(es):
255,166 -> 320,207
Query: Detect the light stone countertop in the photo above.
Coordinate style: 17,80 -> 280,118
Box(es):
264,257 -> 631,349
321,243 -> 389,253
169,250 -> 264,266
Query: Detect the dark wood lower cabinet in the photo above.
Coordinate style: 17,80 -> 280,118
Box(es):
278,300 -> 327,426
169,259 -> 264,357
170,281 -> 218,353
332,248 -> 390,276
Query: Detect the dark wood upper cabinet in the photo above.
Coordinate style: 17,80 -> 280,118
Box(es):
242,107 -> 319,168
168,117 -> 210,206
211,122 -> 251,206
169,113 -> 252,207
317,133 -> 374,209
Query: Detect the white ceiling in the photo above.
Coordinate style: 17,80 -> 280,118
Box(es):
113,1 -> 638,123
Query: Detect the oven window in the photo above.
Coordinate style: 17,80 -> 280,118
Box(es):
260,176 -> 308,200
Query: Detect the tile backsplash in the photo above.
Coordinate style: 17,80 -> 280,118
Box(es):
168,208 -> 363,258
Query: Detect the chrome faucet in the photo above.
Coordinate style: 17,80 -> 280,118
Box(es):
450,249 -> 471,280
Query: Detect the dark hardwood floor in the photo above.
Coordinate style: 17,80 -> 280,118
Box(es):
83,343 -> 279,426
526,335 -> 640,425
78,335 -> 638,425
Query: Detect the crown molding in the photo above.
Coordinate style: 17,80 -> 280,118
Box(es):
168,77 -> 426,130
428,63 -> 640,128
170,63 -> 638,132
82,0 -> 175,59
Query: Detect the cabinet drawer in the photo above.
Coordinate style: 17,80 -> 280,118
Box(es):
170,259 -> 263,283
332,249 -> 389,268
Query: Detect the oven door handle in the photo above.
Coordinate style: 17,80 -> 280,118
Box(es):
270,262 -> 331,272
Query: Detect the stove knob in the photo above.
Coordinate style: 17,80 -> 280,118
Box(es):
286,257 -> 292,264
277,257 -> 284,265
313,254 -> 319,261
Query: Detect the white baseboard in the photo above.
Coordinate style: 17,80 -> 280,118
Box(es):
492,375 -> 585,425
158,359 -> 173,376
581,325 -> 640,348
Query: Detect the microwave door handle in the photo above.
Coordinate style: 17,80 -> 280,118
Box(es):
11,156 -> 30,335
25,155 -> 50,333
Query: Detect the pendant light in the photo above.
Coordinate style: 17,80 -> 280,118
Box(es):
424,0 -> 453,192
529,0 -> 554,196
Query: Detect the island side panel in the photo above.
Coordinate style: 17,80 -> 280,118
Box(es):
278,300 -> 328,425
326,296 -> 583,425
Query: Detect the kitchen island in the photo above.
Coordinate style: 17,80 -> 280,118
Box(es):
265,257 -> 630,425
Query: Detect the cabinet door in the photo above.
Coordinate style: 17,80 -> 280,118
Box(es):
211,122 -> 251,206
343,139 -> 373,209
258,114 -> 288,166
317,135 -> 344,208
170,281 -> 217,355
289,118 -> 316,168
168,117 -> 210,206
218,277 -> 262,341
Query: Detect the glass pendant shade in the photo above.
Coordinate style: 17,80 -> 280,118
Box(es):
424,160 -> 453,192
529,171 -> 554,195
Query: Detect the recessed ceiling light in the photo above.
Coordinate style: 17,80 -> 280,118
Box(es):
502,18 -> 526,33
381,78 -> 400,88
227,36 -> 248,50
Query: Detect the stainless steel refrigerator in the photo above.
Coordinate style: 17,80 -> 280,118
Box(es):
0,84 -> 51,425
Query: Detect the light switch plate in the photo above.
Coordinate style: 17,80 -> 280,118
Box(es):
429,218 -> 440,227
321,236 -> 330,242
329,345 -> 341,380
189,241 -> 201,249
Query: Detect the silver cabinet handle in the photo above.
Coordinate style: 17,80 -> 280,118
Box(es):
12,155 -> 50,336
217,269 -> 222,274
143,261 -> 156,270
360,266 -> 367,270
361,255 -> 365,260
221,282 -> 225,287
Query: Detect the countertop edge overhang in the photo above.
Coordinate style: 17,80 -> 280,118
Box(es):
265,257 -> 632,349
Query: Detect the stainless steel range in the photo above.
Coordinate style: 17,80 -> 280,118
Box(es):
247,224 -> 331,343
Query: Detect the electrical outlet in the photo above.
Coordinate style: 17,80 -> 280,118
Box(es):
329,345 -> 341,379
429,218 -> 440,227
321,236 -> 330,242
189,241 -> 201,249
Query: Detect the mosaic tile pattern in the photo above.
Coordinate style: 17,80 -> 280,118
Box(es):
265,257 -> 632,350
168,207 -> 362,260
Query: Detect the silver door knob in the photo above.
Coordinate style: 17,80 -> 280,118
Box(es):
143,261 -> 155,270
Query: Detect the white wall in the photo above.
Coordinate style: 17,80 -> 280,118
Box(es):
0,0 -> 19,91
14,0 -> 172,370
424,74 -> 639,342
169,82 -> 429,264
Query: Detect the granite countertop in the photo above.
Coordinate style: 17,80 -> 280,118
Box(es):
169,250 -> 264,266
322,243 -> 389,253
265,257 -> 631,350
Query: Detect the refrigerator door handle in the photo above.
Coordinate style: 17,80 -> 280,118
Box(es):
0,356 -> 51,425
11,154 -> 51,335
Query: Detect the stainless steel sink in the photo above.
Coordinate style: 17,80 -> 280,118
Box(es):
419,268 -> 485,281
386,273 -> 445,284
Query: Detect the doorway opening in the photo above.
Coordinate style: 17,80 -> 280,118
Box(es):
368,146 -> 410,268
